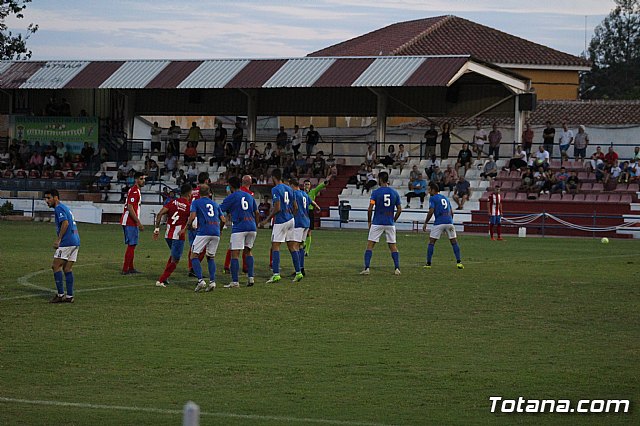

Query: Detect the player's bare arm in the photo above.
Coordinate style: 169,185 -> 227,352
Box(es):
128,204 -> 144,231
55,220 -> 69,249
311,200 -> 321,211
293,200 -> 298,216
367,201 -> 374,229
185,211 -> 197,234
153,206 -> 169,240
423,208 -> 434,232
394,204 -> 402,222
260,200 -> 280,227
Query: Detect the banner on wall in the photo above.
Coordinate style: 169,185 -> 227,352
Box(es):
13,116 -> 99,154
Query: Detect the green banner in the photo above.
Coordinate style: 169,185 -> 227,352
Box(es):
14,116 -> 99,154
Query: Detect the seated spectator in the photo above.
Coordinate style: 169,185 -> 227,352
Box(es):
293,154 -> 306,174
634,146 -> 640,161
362,166 -> 377,194
164,152 -> 177,175
147,159 -> 159,182
452,176 -> 471,210
81,142 -> 95,163
480,155 -> 498,180
228,155 -> 243,176
186,162 -> 198,183
175,169 -> 187,186
257,174 -> 268,185
28,168 -> 40,178
456,143 -> 473,172
312,152 -> 327,178
533,146 -> 550,171
53,169 -> 64,179
627,158 -> 638,182
507,145 -> 527,170
2,168 -> 13,178
588,146 -> 605,170
0,147 -> 10,168
594,160 -> 607,183
393,144 -> 409,169
97,172 -> 112,200
258,196 -> 271,222
566,171 -> 579,194
262,142 -> 274,166
326,153 -> 337,169
424,153 -> 440,177
117,160 -> 133,180
271,146 -> 283,168
605,161 -> 621,189
184,142 -> 198,163
44,152 -> 58,170
430,166 -> 445,191
617,161 -> 630,184
533,167 -> 551,194
364,144 -> 377,167
356,163 -> 368,190
380,145 -> 396,167
405,173 -> 427,208
283,155 -> 296,179
223,143 -> 235,165
517,168 -> 534,193
72,158 -> 85,171
409,165 -> 420,182
28,151 -> 43,170
443,164 -> 458,190
552,167 -> 570,194
604,146 -> 619,166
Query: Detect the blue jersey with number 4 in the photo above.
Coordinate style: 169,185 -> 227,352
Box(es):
371,186 -> 401,226
293,189 -> 311,229
220,191 -> 258,233
271,183 -> 294,224
190,197 -> 222,236
55,203 -> 80,247
429,193 -> 453,225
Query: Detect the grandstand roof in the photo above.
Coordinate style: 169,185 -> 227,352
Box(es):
309,15 -> 590,69
0,56 -> 526,91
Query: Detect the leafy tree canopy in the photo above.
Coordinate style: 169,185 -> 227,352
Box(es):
0,0 -> 38,60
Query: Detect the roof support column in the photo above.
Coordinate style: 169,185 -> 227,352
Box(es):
514,94 -> 524,146
243,89 -> 258,143
371,88 -> 387,144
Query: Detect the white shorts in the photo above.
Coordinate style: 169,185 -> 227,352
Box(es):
191,235 -> 220,257
54,246 -> 79,262
292,227 -> 309,243
271,218 -> 295,243
230,231 -> 257,250
430,223 -> 457,240
367,224 -> 397,244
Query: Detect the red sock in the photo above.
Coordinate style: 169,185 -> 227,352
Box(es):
159,261 -> 177,283
489,223 -> 494,239
242,250 -> 248,273
123,245 -> 136,272
497,224 -> 502,238
224,249 -> 232,270
269,248 -> 273,268
198,252 -> 205,262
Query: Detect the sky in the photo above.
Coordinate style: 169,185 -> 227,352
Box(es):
7,0 -> 616,61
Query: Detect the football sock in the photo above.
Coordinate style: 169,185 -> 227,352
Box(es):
391,251 -> 400,269
224,249 -> 231,270
298,248 -> 305,269
246,255 -> 255,278
199,252 -> 206,262
305,234 -> 312,254
230,258 -> 239,283
489,223 -> 494,238
427,244 -> 435,264
123,245 -> 136,271
272,250 -> 280,274
452,243 -> 461,263
291,250 -> 300,273
165,256 -> 172,270
159,261 -> 177,282
191,257 -> 203,280
242,251 -> 248,273
207,258 -> 216,282
269,248 -> 273,268
364,249 -> 373,269
497,224 -> 502,238
188,249 -> 193,270
64,271 -> 74,297
53,271 -> 64,295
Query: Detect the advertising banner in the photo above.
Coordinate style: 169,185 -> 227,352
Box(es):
14,116 -> 99,154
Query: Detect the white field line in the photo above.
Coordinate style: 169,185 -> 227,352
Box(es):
0,397 -> 393,426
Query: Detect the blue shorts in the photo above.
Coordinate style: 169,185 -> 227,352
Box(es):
188,229 -> 196,245
165,238 -> 185,260
123,225 -> 139,246
490,215 -> 501,225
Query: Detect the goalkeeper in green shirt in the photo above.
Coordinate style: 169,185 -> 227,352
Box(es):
303,178 -> 327,256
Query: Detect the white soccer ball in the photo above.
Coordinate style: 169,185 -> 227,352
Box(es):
601,237 -> 609,244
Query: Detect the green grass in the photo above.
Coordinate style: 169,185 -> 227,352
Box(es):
0,222 -> 638,425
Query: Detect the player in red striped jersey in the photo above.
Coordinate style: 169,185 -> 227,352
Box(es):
120,172 -> 145,274
187,172 -> 210,276
488,185 -> 503,240
153,183 -> 193,287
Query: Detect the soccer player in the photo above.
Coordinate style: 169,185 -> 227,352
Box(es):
488,185 -> 503,240
422,182 -> 464,269
259,168 -> 302,283
303,178 -> 327,256
360,171 -> 402,275
223,174 -> 253,274
185,184 -> 224,292
153,183 -> 193,287
291,178 -> 320,277
121,171 -> 145,274
44,189 -> 80,303
187,172 -> 210,277
219,176 -> 259,288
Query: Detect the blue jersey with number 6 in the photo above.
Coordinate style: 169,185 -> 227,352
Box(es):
271,183 -> 294,224
220,191 -> 258,233
190,197 -> 222,236
370,186 -> 400,226
429,193 -> 453,225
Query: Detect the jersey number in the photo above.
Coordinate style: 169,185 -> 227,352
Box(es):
383,194 -> 391,207
170,211 -> 180,224
207,204 -> 215,217
241,197 -> 249,211
283,192 -> 289,205
302,197 -> 307,209
441,199 -> 448,210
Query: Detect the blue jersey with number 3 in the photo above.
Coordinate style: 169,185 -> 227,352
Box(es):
190,197 -> 222,236
429,193 -> 453,225
271,183 -> 294,224
371,186 -> 401,226
220,191 -> 258,233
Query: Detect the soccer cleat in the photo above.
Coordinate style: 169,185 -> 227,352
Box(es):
247,277 -> 255,287
266,274 -> 281,283
205,281 -> 217,292
188,269 -> 197,278
63,296 -> 74,303
49,294 -> 65,303
490,237 -> 495,241
128,269 -> 142,274
194,279 -> 207,292
155,281 -> 166,288
456,263 -> 465,269
301,268 -> 306,277
223,268 -> 230,274
293,272 -> 304,282
497,237 -> 504,241
394,269 -> 401,275
359,268 -> 370,275
423,264 -> 432,269
224,282 -> 240,288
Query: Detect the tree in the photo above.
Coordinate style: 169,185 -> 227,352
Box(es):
0,0 -> 38,60
582,0 -> 640,99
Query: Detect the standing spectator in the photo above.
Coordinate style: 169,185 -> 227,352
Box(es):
393,144 -> 409,169
364,144 -> 377,167
522,123 -> 534,156
380,145 -> 396,167
276,126 -> 288,149
405,173 -> 427,208
472,122 -> 487,160
443,164 -> 459,190
456,143 -> 473,172
542,121 -> 556,158
558,122 -> 574,158
573,125 -> 589,160
186,122 -> 204,149
215,122 -> 230,154
80,142 -> 95,164
150,122 -> 162,153
440,122 -> 452,159
423,124 -> 438,160
60,98 -> 72,116
305,125 -> 321,157
633,146 -> 640,161
231,121 -> 243,155
604,146 -> 619,166
452,176 -> 471,210
291,125 -> 302,159
480,155 -> 498,180
168,120 -> 181,155
488,123 -> 502,160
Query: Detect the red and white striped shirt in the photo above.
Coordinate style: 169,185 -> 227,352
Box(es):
164,197 -> 191,240
121,186 -> 141,226
488,193 -> 502,216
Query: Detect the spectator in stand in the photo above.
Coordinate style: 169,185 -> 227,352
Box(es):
533,145 -> 550,171
168,120 -> 181,155
356,162 -> 368,190
480,155 -> 498,180
282,154 -> 296,179
430,166 -> 445,191
618,161 -> 630,184
362,166 -> 377,194
2,167 -> 13,178
257,174 -> 268,185
150,122 -> 162,153
19,140 -> 31,163
423,123 -> 438,160
186,163 -> 198,183
164,152 -> 177,176
147,159 -> 159,182
80,142 -> 95,164
507,145 -> 528,171
312,152 -> 327,178
542,121 -> 556,158
573,125 -> 589,160
223,143 -> 235,166
28,150 -> 43,171
409,164 -> 420,183
424,153 -> 440,178
380,145 -> 396,167
440,122 -> 452,159
305,125 -> 322,157
604,146 -> 619,166
184,142 -> 198,164
231,122 -> 243,155
15,167 -> 27,178
472,122 -> 487,160
186,122 -> 204,149
44,152 -> 58,170
456,143 -> 473,172
518,168 -> 534,194
633,146 -> 640,161
393,144 -> 409,169
228,154 -> 243,176
589,146 -> 605,170
443,164 -> 458,190
258,196 -> 271,222
606,161 -> 622,188
175,169 -> 187,186
594,159 -> 606,183
558,122 -> 573,159
566,171 -> 580,194
533,166 -> 550,194
628,158 -> 639,182
290,125 -> 302,159
452,176 -> 471,210
276,126 -> 288,150
244,142 -> 260,170
364,144 -> 377,167
405,172 -> 427,208
522,123 -> 534,156
97,172 -> 112,200
262,142 -> 274,167
552,167 -> 570,194
0,146 -> 10,168
488,123 -> 502,160
28,168 -> 40,178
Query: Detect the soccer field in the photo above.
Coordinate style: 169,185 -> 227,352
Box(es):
0,221 -> 638,425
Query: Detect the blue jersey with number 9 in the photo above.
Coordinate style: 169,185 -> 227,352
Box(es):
371,186 -> 401,226
191,197 -> 222,236
429,193 -> 453,225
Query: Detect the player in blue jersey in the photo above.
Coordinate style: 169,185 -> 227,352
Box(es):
185,184 -> 225,292
422,182 -> 464,269
187,172 -> 210,277
360,171 -> 402,275
290,179 -> 320,277
44,189 -> 80,303
219,176 -> 259,288
259,169 -> 302,283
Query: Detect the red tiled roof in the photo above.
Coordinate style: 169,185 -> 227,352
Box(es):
309,15 -> 590,68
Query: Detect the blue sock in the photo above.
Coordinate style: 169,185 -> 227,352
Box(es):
192,258 -> 203,280
391,251 -> 400,269
364,249 -> 373,269
272,250 -> 280,274
452,243 -> 461,263
246,255 -> 254,278
298,248 -> 305,269
230,258 -> 239,283
53,271 -> 64,295
291,250 -> 300,273
427,244 -> 435,264
64,271 -> 74,297
207,258 -> 216,282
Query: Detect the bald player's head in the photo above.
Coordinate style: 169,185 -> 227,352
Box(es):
242,175 -> 252,187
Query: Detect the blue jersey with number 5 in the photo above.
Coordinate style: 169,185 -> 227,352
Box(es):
191,197 -> 222,236
371,186 -> 400,226
220,191 -> 258,233
429,193 -> 453,225
271,183 -> 294,224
